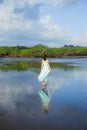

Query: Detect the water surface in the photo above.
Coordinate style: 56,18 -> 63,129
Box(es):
0,57 -> 87,130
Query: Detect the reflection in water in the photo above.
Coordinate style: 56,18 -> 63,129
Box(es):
0,58 -> 87,130
0,58 -> 83,72
39,87 -> 50,113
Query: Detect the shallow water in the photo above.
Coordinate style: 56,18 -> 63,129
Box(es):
0,57 -> 87,130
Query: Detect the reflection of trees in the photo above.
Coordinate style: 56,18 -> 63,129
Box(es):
0,61 -> 40,72
0,60 -> 80,72
51,62 -> 80,71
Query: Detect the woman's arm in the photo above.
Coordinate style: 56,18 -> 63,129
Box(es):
41,60 -> 44,70
47,60 -> 51,70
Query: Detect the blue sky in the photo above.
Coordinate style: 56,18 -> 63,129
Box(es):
0,0 -> 87,47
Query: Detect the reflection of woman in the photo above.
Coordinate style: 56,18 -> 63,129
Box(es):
39,89 -> 50,113
38,55 -> 51,89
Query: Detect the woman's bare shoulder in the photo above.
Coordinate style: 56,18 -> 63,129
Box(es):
46,59 -> 49,62
42,59 -> 49,63
42,60 -> 44,63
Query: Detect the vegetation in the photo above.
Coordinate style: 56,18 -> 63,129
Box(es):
0,44 -> 87,57
0,60 -> 80,72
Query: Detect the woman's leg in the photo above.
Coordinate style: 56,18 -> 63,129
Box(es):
42,81 -> 47,89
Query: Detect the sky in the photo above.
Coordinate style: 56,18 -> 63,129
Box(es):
0,0 -> 87,47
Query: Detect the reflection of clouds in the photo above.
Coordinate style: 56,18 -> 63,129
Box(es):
0,70 -> 40,109
0,62 -> 87,130
0,85 -> 36,105
47,70 -> 67,97
73,69 -> 87,82
72,70 -> 87,102
47,68 -> 87,98
0,70 -> 46,120
0,85 -> 12,103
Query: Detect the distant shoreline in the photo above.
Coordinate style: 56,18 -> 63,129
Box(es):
0,55 -> 87,58
0,44 -> 87,58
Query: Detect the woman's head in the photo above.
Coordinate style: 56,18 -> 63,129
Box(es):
43,55 -> 47,61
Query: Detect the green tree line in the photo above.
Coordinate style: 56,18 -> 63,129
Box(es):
0,44 -> 87,57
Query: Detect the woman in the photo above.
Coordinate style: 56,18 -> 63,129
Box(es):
38,55 -> 51,89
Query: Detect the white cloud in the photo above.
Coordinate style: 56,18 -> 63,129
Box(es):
0,0 -> 86,47
68,32 -> 87,46
10,0 -> 79,6
57,0 -> 78,7
39,15 -> 65,39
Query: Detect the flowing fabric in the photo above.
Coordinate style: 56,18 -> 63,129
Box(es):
39,90 -> 50,106
38,62 -> 50,82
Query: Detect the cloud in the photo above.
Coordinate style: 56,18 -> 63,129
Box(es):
13,2 -> 42,20
55,0 -> 79,7
0,0 -> 86,47
21,0 -> 79,7
0,12 -> 86,47
39,15 -> 65,39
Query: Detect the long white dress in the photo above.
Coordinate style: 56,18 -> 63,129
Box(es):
38,62 -> 50,82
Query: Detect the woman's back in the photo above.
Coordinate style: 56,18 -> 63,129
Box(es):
42,59 -> 48,64
38,55 -> 51,82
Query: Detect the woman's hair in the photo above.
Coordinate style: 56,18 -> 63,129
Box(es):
43,55 -> 47,61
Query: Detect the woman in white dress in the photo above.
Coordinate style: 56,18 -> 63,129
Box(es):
38,55 -> 51,89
